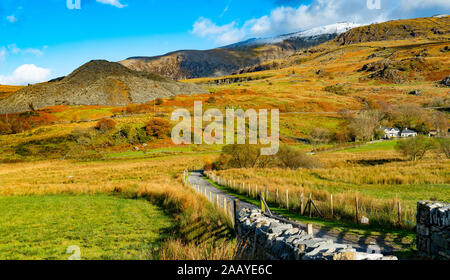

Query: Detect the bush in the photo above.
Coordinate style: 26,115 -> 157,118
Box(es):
117,125 -> 150,144
203,156 -> 213,171
395,136 -> 437,161
136,127 -> 151,143
437,137 -> 450,158
145,118 -> 170,139
213,144 -> 271,170
95,118 -> 116,133
276,145 -> 321,169
213,144 -> 320,170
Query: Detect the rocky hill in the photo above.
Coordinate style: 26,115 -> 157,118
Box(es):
119,23 -> 358,80
0,60 -> 207,114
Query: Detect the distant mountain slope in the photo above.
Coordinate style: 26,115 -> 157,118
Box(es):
230,16 -> 450,75
119,23 -> 359,80
227,22 -> 361,48
0,60 -> 207,114
336,16 -> 449,44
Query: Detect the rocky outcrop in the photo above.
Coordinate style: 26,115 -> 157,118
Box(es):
417,201 -> 449,260
0,60 -> 207,114
441,76 -> 450,87
235,208 -> 397,260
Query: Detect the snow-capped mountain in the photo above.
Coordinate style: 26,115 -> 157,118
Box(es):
225,22 -> 361,48
122,22 -> 363,80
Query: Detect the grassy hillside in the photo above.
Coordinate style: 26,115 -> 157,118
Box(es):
0,85 -> 23,101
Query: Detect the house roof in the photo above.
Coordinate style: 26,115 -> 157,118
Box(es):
381,127 -> 400,132
401,129 -> 416,133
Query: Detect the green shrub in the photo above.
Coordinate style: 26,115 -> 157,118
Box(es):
323,84 -> 351,96
395,136 -> 437,161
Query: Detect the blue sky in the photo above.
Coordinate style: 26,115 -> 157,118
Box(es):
0,0 -> 449,85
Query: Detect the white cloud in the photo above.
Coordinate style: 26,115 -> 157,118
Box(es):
0,64 -> 51,86
192,0 -> 450,45
6,15 -> 18,23
2,44 -> 44,58
192,17 -> 246,45
96,0 -> 127,8
399,0 -> 450,10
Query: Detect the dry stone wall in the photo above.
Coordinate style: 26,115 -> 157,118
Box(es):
416,201 -> 449,260
235,208 -> 397,260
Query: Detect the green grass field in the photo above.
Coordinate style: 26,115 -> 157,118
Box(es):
335,140 -> 399,153
0,195 -> 173,260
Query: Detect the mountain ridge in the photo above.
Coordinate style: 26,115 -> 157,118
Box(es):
0,60 -> 207,114
119,22 -> 358,80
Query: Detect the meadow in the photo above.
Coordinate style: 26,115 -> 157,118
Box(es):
208,145 -> 449,230
0,155 -> 235,260
0,195 -> 172,260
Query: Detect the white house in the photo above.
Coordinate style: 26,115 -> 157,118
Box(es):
401,128 -> 418,138
381,127 -> 401,139
381,127 -> 418,139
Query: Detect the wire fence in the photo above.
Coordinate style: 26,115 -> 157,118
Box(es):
203,171 -> 417,230
183,169 -> 237,224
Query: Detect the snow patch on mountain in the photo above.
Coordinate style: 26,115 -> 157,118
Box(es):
227,22 -> 361,48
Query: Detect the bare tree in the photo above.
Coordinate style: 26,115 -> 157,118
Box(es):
310,127 -> 331,151
349,110 -> 383,141
391,104 -> 426,131
429,111 -> 449,136
437,138 -> 450,159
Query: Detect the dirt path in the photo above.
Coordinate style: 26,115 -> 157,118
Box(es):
188,171 -> 414,256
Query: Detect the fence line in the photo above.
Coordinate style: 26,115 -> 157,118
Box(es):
203,171 -> 416,230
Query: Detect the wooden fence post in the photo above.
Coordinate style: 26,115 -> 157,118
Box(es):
330,194 -> 334,219
307,223 -> 313,236
276,189 -> 279,205
224,197 -> 227,213
309,194 -> 312,218
286,189 -> 289,210
261,192 -> 265,213
300,192 -> 304,215
355,197 -> 359,224
232,199 -> 238,228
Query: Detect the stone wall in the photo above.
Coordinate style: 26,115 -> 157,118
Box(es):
235,208 -> 397,260
416,201 -> 449,260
